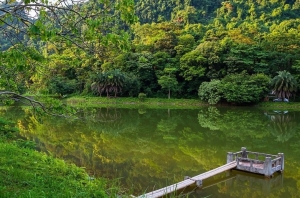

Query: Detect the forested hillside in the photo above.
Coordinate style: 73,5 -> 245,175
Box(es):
1,0 -> 300,104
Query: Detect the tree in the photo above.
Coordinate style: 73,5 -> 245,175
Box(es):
158,68 -> 178,99
179,50 -> 206,81
174,34 -> 195,56
270,70 -> 298,100
0,0 -> 136,109
224,44 -> 270,75
219,72 -> 270,104
198,80 -> 222,105
91,69 -> 126,98
0,0 -> 136,49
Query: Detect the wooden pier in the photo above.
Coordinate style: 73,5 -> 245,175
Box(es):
227,147 -> 284,177
138,147 -> 284,198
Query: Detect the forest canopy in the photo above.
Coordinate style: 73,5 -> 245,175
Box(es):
1,0 -> 300,104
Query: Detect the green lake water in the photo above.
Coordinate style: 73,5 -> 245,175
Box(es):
4,106 -> 300,197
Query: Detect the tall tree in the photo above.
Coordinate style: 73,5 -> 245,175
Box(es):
158,68 -> 178,99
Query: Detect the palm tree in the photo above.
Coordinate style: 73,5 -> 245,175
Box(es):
106,69 -> 126,97
91,70 -> 126,97
271,70 -> 298,100
91,73 -> 107,97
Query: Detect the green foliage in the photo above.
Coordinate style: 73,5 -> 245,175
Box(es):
15,139 -> 36,149
179,50 -> 206,81
198,80 -> 222,105
0,117 -> 19,139
122,73 -> 141,97
157,68 -> 178,99
174,34 -> 196,56
0,46 -> 42,93
91,69 -> 126,97
138,93 -> 147,102
0,141 -> 108,197
48,75 -> 77,95
271,70 -> 298,99
1,0 -> 300,102
291,60 -> 300,82
219,72 -> 271,104
224,44 -> 270,74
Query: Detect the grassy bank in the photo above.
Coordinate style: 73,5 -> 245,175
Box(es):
256,101 -> 300,109
65,96 -> 300,110
64,96 -> 206,109
0,139 -> 117,197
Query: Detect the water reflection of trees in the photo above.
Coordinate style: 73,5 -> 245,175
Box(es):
198,107 -> 300,144
264,110 -> 300,143
198,106 -> 270,140
16,108 -> 206,193
82,107 -> 122,123
4,107 -> 300,196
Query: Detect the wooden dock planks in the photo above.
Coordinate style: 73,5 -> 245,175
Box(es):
138,161 -> 237,198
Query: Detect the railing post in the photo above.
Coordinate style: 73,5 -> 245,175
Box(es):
236,157 -> 240,169
278,153 -> 284,172
227,152 -> 234,163
184,176 -> 190,180
241,147 -> 248,158
264,157 -> 272,177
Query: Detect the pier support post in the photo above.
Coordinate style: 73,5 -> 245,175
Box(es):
227,152 -> 234,163
196,180 -> 203,187
241,147 -> 248,158
264,157 -> 272,177
278,153 -> 284,172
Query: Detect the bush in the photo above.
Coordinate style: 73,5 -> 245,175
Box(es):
122,73 -> 141,97
138,93 -> 147,102
48,76 -> 77,95
199,72 -> 271,105
198,80 -> 222,104
219,72 -> 270,104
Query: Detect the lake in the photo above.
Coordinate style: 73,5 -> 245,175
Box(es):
4,106 -> 300,197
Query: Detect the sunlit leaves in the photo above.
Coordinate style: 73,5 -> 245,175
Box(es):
179,50 -> 206,81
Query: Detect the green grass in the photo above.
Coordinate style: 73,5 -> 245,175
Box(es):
65,96 -> 300,110
256,101 -> 300,109
65,96 -> 207,109
0,140 -> 116,198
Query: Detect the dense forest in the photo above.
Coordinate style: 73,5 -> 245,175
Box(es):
1,0 -> 300,104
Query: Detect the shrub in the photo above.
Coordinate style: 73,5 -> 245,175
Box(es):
48,76 -> 77,95
219,72 -> 270,104
198,80 -> 222,104
138,93 -> 147,102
